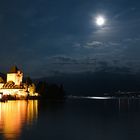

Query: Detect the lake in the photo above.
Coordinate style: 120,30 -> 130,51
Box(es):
1,98 -> 140,140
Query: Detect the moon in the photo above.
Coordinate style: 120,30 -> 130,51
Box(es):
96,16 -> 105,26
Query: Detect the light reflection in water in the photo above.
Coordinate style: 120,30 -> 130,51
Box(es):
0,100 -> 38,140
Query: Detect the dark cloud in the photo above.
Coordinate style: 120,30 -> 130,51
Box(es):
85,41 -> 104,48
0,0 -> 140,77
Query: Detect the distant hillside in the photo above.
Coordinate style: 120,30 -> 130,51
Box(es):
34,71 -> 140,96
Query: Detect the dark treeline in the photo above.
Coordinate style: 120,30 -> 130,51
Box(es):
36,81 -> 65,100
37,71 -> 140,96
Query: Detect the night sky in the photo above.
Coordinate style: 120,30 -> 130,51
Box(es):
1,0 -> 140,78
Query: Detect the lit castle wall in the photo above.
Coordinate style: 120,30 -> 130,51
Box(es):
0,66 -> 38,98
7,66 -> 23,86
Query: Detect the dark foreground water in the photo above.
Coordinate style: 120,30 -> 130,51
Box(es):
1,98 -> 140,140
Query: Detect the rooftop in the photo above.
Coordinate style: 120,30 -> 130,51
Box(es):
9,66 -> 19,73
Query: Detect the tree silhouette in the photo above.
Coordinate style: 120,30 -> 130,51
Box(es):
36,81 -> 65,100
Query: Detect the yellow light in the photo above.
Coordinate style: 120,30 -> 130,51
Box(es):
0,100 -> 38,139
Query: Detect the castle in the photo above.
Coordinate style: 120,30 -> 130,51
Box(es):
0,66 -> 38,99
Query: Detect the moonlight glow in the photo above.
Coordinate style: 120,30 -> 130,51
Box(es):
96,16 -> 105,26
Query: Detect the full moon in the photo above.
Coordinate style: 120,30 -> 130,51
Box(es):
96,16 -> 105,26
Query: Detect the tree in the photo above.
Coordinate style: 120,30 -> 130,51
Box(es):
36,81 -> 65,100
25,76 -> 32,86
0,77 -> 4,83
36,81 -> 48,97
29,83 -> 36,94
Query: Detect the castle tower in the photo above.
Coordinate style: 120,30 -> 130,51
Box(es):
7,66 -> 23,86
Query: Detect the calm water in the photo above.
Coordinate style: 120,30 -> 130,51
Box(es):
1,99 -> 140,140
